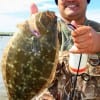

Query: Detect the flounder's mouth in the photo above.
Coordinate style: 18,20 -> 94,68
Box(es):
31,30 -> 40,38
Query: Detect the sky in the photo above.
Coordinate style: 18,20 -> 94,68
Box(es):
0,0 -> 100,32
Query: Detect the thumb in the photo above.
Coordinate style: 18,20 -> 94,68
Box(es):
71,20 -> 78,28
30,3 -> 38,14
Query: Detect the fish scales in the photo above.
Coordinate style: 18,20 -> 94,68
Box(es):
1,11 -> 59,100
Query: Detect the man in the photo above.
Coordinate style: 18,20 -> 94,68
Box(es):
30,2 -> 38,14
41,0 -> 100,100
30,2 -> 38,15
55,0 -> 100,54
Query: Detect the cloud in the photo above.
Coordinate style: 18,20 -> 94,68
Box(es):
0,0 -> 40,14
0,14 -> 26,32
0,0 -> 57,32
0,0 -> 100,32
86,9 -> 100,23
0,0 -> 56,14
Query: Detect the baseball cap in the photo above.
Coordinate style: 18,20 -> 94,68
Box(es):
55,0 -> 90,5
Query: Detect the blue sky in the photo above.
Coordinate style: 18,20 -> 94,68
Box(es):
0,0 -> 100,32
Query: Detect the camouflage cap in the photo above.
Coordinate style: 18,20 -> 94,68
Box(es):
55,0 -> 90,5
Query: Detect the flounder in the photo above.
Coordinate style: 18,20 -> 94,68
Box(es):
1,11 -> 59,100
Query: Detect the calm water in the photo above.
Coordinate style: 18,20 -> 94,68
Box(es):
0,36 -> 11,100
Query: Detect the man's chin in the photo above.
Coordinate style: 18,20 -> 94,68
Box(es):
65,11 -> 79,18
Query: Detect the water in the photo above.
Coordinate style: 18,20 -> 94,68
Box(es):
0,36 -> 11,100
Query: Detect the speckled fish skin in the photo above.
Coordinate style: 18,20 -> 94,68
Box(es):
1,11 -> 59,100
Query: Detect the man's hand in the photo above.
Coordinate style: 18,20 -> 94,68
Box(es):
30,2 -> 38,14
69,21 -> 100,54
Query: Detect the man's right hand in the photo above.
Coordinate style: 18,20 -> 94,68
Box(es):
69,20 -> 100,54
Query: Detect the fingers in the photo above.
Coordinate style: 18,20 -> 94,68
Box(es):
72,30 -> 90,43
71,26 -> 91,37
69,22 -> 95,53
30,3 -> 38,14
71,20 -> 78,28
69,35 -> 93,53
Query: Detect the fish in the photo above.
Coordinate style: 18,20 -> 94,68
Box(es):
1,11 -> 59,100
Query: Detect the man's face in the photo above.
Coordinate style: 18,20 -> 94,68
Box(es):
58,0 -> 87,21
